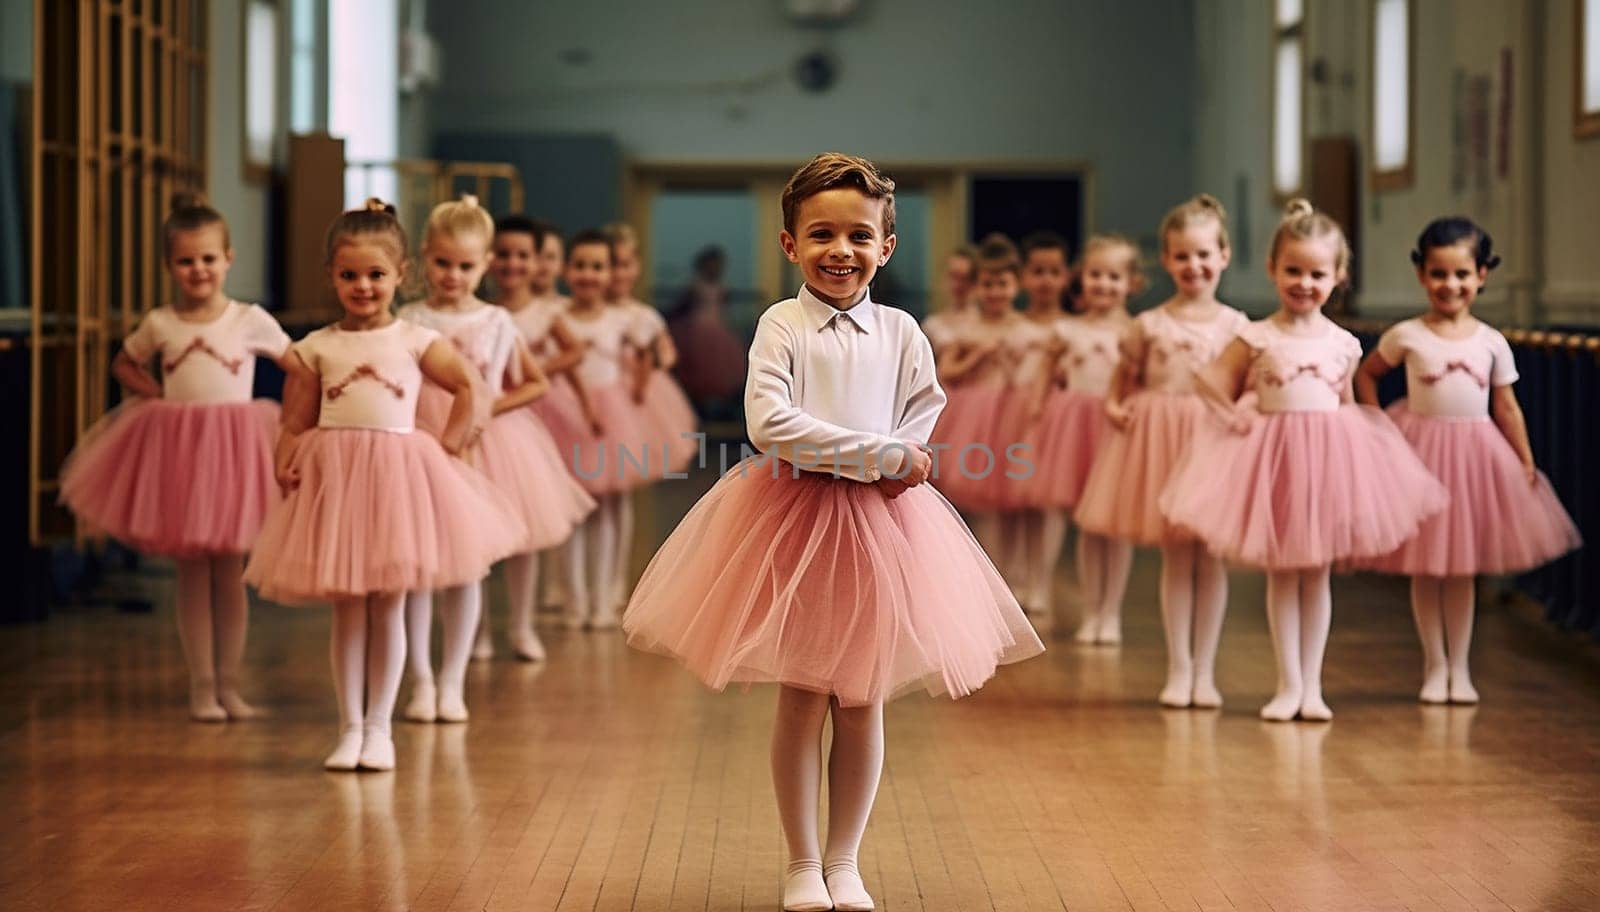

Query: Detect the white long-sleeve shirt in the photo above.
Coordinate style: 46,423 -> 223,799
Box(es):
744,286 -> 946,482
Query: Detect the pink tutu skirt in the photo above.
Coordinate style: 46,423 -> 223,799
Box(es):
930,385 -> 1030,511
622,459 -> 1045,706
1357,402 -> 1581,576
1158,405 -> 1449,570
670,314 -> 747,401
59,398 -> 280,557
635,371 -> 699,476
1074,391 -> 1205,545
1017,389 -> 1109,509
532,379 -> 658,495
242,428 -> 527,604
416,384 -> 595,552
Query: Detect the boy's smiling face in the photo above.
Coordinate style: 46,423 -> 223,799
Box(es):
780,187 -> 897,309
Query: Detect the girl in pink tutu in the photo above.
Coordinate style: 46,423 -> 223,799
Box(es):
492,216 -> 594,631
1024,234 -> 1140,643
1161,200 -> 1448,721
624,154 -> 1043,912
243,200 -> 525,770
1010,232 -> 1075,620
930,236 -> 1043,580
60,194 -> 291,722
397,197 -> 595,723
543,230 -> 660,630
603,223 -> 700,612
1354,217 -> 1581,704
1076,194 -> 1248,707
921,243 -> 977,358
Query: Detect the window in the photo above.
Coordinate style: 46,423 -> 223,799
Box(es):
1272,0 -> 1304,198
1579,0 -> 1600,137
243,1 -> 279,181
1371,0 -> 1413,189
330,0 -> 399,206
289,0 -> 326,134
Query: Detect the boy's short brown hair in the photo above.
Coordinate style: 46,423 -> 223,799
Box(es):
781,152 -> 897,236
976,233 -> 1021,276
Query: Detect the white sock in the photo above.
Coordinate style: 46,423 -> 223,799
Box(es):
504,551 -> 545,660
1297,566 -> 1333,720
1191,551 -> 1228,707
175,557 -> 224,721
402,590 -> 437,722
436,582 -> 482,722
1411,576 -> 1449,702
209,555 -> 260,719
823,700 -> 883,911
327,599 -> 368,768
772,685 -> 828,906
1442,576 -> 1478,703
1262,571 -> 1303,721
1158,543 -> 1196,706
359,593 -> 406,770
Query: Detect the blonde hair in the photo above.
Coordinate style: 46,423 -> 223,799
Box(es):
1269,198 -> 1351,276
424,193 -> 495,249
1079,233 -> 1146,294
1159,193 -> 1230,253
975,233 -> 1020,276
781,152 -> 896,235
324,197 -> 407,268
602,222 -> 639,252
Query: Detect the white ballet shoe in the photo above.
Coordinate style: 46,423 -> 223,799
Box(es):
1418,665 -> 1450,704
589,604 -> 620,630
782,860 -> 831,912
357,729 -> 395,771
436,686 -> 469,723
1159,672 -> 1194,708
324,728 -> 363,771
1191,678 -> 1223,709
1260,690 -> 1303,722
1095,614 -> 1122,645
1299,695 -> 1333,722
1073,621 -> 1099,644
512,630 -> 547,662
471,638 -> 493,662
189,681 -> 227,723
824,862 -> 875,911
218,687 -> 264,720
1448,675 -> 1479,705
404,682 -> 438,723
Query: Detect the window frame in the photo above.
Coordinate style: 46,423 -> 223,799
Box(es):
1369,0 -> 1416,191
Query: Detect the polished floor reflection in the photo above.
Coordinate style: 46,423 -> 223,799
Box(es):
3,499 -> 1599,910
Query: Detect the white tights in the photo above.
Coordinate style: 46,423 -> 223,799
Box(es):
403,582 -> 482,722
1261,566 -> 1334,721
566,493 -> 624,629
1157,541 -> 1228,707
1074,532 -> 1133,643
1410,575 -> 1478,704
772,686 -> 883,911
327,593 -> 406,769
174,555 -> 256,721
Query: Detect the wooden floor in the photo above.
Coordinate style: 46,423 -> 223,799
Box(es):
5,480 -> 1600,911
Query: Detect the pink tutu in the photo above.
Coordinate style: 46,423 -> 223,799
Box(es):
1017,389 -> 1109,509
242,428 -> 527,604
930,385 -> 1030,511
532,379 -> 658,495
1074,391 -> 1205,545
1158,405 -> 1450,570
622,459 -> 1044,706
636,371 -> 699,475
59,398 -> 280,557
669,314 -> 746,401
416,384 -> 595,552
1358,402 -> 1581,576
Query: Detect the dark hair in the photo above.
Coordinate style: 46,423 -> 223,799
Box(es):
164,192 -> 229,258
1020,231 -> 1070,261
495,214 -> 552,250
566,228 -> 614,265
324,198 -> 407,268
975,233 -> 1021,276
1410,217 -> 1501,271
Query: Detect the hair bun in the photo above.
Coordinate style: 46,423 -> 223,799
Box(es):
1193,193 -> 1227,220
1283,197 -> 1316,220
459,193 -> 480,208
170,191 -> 209,213
363,197 -> 396,214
